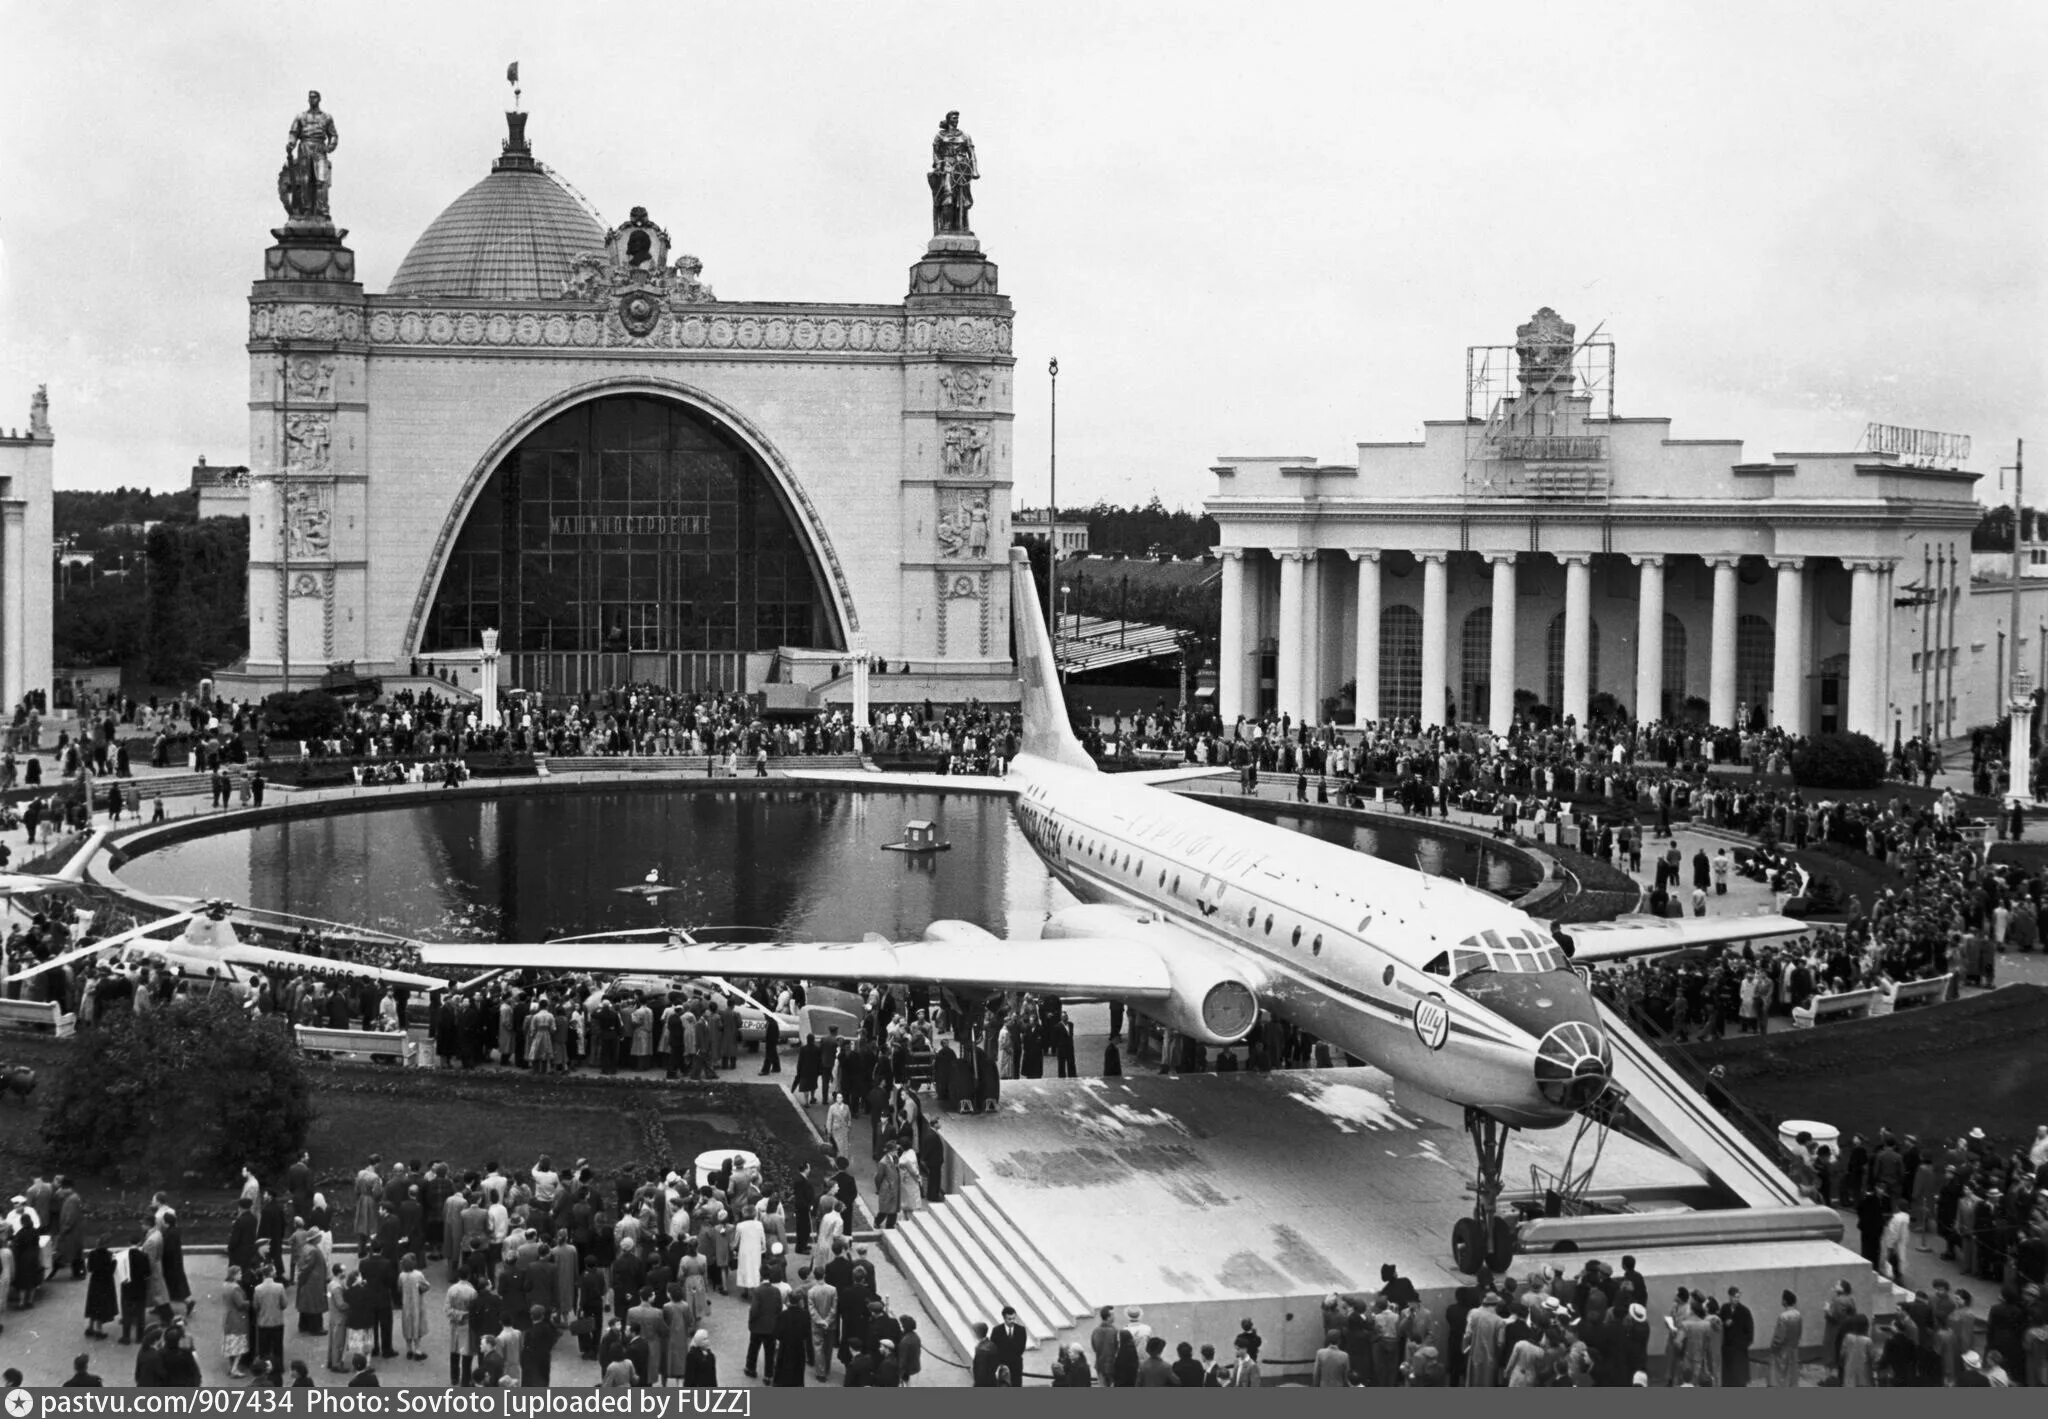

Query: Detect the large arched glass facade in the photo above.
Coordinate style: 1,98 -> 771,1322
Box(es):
423,395 -> 840,693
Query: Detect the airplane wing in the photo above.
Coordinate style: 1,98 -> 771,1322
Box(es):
417,937 -> 1174,999
3,911 -> 202,983
1118,766 -> 1234,786
205,940 -> 446,990
1558,912 -> 1810,964
779,768 -> 1022,795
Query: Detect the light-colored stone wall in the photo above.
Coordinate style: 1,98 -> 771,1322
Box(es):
240,287 -> 1017,689
0,398 -> 55,713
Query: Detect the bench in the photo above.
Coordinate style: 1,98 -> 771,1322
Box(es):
1790,988 -> 1881,1028
1878,974 -> 1953,1015
0,998 -> 77,1037
295,1025 -> 422,1066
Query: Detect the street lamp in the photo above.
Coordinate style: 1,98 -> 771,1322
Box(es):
1047,357 -> 1059,643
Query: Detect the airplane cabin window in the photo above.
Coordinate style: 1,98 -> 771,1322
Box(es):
1382,964 -> 1395,986
1173,876 -> 1181,893
1424,952 -> 1449,976
1290,926 -> 1302,947
1247,906 -> 1258,925
1312,934 -> 1323,956
1264,914 -> 1275,935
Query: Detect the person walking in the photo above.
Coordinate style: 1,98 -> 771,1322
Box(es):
1768,1290 -> 1803,1387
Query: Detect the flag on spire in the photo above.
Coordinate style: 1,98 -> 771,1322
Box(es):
507,61 -> 519,85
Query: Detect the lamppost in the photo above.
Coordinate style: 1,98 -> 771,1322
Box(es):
1047,356 -> 1059,643
2008,439 -> 2029,815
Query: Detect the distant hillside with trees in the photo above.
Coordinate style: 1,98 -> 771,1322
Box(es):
1081,498 -> 1220,560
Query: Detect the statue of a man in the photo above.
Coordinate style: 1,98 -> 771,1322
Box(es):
928,110 -> 978,236
282,90 -> 340,220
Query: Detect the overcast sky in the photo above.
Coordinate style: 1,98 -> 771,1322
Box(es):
2,0 -> 2042,507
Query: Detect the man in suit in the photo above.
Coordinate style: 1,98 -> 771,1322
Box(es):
362,1250 -> 399,1358
227,1198 -> 261,1276
1722,1287 -> 1755,1388
992,1305 -> 1029,1384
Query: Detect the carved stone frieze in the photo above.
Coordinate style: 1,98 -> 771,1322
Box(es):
942,422 -> 992,478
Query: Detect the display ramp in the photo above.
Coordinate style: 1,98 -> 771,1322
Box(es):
1595,1000 -> 1805,1209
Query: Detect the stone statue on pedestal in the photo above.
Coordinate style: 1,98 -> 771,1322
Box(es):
29,385 -> 49,438
928,111 -> 978,236
280,90 -> 340,221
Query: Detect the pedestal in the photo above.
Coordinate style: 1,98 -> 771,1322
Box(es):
909,235 -> 999,296
266,223 -> 356,283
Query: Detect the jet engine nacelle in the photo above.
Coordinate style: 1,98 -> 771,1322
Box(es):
923,920 -> 1001,946
1040,903 -> 1262,1047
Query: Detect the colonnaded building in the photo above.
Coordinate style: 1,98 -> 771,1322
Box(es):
224,97 -> 1017,706
0,387 -> 55,715
1207,309 -> 2031,746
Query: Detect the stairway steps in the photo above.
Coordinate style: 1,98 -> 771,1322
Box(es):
956,1183 -> 1093,1324
880,1214 -> 985,1360
902,1203 -> 1019,1345
919,1196 -> 1066,1344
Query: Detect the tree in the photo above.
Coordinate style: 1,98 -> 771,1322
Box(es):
42,992 -> 315,1185
143,517 -> 249,685
1788,731 -> 1888,790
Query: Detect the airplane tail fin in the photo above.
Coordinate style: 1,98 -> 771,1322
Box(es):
1010,547 -> 1096,771
56,827 -> 113,884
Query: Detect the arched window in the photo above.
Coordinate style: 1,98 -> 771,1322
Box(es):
1737,613 -> 1774,725
1379,604 -> 1423,721
1544,614 -> 1601,714
1662,612 -> 1688,714
423,393 -> 838,694
1460,607 -> 1493,727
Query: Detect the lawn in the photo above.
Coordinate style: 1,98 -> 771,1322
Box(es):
0,1033 -> 817,1244
1679,984 -> 2048,1152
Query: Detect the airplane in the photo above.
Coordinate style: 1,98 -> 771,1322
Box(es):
420,547 -> 1803,1274
5,899 -> 445,994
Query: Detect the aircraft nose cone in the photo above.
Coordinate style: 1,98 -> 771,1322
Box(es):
1534,1020 -> 1612,1110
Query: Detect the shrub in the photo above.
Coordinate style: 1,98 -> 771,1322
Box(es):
262,688 -> 347,741
42,993 -> 315,1185
1788,731 -> 1888,790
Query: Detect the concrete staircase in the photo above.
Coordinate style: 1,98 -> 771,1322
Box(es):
878,1181 -> 1095,1373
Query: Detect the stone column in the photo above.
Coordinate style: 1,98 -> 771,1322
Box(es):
1300,551 -> 1323,724
1708,556 -> 1741,728
1632,555 -> 1664,725
1217,550 -> 1248,723
1349,550 -> 1381,727
1420,552 -> 1449,728
2009,672 -> 2034,808
1769,557 -> 1806,734
1560,553 -> 1591,736
1277,550 -> 1307,724
478,629 -> 502,730
1486,552 -> 1518,736
1847,560 -> 1881,739
1878,564 -> 1895,746
0,502 -> 23,712
851,632 -> 872,746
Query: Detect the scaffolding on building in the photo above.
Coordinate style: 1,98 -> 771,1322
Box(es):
1463,326 -> 1617,501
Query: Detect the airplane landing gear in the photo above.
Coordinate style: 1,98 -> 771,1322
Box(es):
1452,1107 -> 1518,1275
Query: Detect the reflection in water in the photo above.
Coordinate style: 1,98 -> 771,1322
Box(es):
122,791 -> 1066,943
119,788 -> 1536,943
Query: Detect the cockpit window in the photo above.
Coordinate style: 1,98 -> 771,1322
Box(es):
1454,931 -> 1567,976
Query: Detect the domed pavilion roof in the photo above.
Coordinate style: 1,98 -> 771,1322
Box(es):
386,114 -> 605,301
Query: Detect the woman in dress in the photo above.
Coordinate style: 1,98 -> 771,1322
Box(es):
1837,1313 -> 1876,1386
678,1239 -> 710,1322
896,1149 -> 924,1222
732,1208 -> 765,1293
159,1212 -> 191,1318
662,1282 -> 695,1386
220,1268 -> 252,1377
324,1264 -> 349,1372
83,1240 -> 118,1338
759,1197 -> 786,1255
399,1253 -> 432,1361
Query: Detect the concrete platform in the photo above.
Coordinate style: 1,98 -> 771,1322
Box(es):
901,1068 -> 1873,1372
